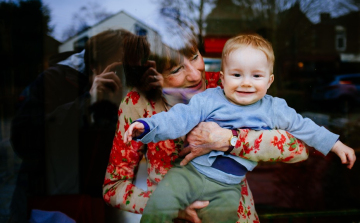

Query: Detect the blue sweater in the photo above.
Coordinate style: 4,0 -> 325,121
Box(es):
138,87 -> 339,184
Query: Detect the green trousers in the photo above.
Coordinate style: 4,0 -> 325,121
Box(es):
141,161 -> 242,223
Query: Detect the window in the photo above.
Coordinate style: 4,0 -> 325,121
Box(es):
135,24 -> 147,36
335,26 -> 346,51
73,36 -> 88,52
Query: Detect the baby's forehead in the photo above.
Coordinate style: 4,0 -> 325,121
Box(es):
225,46 -> 273,67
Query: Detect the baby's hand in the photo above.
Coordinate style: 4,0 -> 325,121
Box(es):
123,122 -> 145,143
331,140 -> 356,169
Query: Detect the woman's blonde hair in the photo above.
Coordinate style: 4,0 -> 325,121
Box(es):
221,33 -> 274,72
149,37 -> 199,74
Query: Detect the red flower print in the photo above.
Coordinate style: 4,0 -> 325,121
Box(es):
158,140 -> 176,155
242,213 -> 247,219
253,133 -> 263,153
241,183 -> 249,196
149,100 -> 155,109
103,188 -> 116,203
103,177 -> 112,185
238,202 -> 244,216
106,164 -> 115,174
247,209 -> 251,217
118,108 -> 123,117
146,179 -> 154,187
237,129 -> 249,147
123,184 -> 135,203
131,140 -> 143,151
143,109 -> 149,118
130,91 -> 140,105
154,178 -> 161,183
141,191 -> 151,198
124,118 -> 130,132
271,134 -> 286,154
282,155 -> 295,162
140,208 -> 144,214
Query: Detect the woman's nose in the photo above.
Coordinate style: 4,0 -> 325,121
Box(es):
185,62 -> 201,82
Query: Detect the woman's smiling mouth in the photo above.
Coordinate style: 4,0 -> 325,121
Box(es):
187,80 -> 203,89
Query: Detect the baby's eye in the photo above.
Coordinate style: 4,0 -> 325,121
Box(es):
234,73 -> 241,77
253,74 -> 261,78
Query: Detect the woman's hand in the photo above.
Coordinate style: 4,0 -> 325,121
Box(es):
180,122 -> 232,166
138,60 -> 163,92
90,62 -> 122,106
175,201 -> 209,223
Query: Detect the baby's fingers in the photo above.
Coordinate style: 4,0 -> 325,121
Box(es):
123,126 -> 134,143
346,151 -> 356,169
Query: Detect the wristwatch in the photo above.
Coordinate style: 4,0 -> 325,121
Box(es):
226,129 -> 238,154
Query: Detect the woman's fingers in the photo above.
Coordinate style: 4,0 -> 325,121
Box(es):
103,61 -> 123,73
177,201 -> 209,223
140,67 -> 163,91
94,76 -> 119,92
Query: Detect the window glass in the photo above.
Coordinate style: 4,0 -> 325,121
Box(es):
1,1 -> 359,222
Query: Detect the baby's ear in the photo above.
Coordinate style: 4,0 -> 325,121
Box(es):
220,71 -> 224,81
268,74 -> 274,88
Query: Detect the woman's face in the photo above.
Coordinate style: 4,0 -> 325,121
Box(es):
162,51 -> 206,91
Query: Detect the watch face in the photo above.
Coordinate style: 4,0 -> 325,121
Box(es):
230,137 -> 238,146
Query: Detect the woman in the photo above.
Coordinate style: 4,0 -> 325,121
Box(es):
103,38 -> 308,223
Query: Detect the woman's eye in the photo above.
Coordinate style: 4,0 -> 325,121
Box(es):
191,54 -> 198,61
170,66 -> 182,74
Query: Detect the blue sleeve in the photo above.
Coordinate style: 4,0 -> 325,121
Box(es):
137,92 -> 209,143
273,98 -> 339,155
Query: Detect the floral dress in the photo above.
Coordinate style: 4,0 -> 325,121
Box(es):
103,72 -> 308,223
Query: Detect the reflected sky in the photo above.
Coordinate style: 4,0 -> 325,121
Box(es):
43,0 -> 160,41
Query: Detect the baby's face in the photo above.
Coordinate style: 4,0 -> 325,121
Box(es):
220,46 -> 274,106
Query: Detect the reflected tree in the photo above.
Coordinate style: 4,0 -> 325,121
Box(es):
0,0 -> 52,105
61,2 -> 113,41
155,0 -> 216,52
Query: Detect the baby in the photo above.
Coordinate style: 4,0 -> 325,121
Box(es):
124,34 -> 356,223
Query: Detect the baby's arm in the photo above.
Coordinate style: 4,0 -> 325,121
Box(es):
331,140 -> 356,169
124,122 -> 145,143
274,97 -> 356,168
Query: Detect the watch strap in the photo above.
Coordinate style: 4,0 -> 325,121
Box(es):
225,129 -> 238,154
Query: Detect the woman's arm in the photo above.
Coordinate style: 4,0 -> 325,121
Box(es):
231,129 -> 308,163
103,90 -> 150,213
180,122 -> 308,165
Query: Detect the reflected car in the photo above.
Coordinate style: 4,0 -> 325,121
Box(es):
204,57 -> 221,72
312,73 -> 360,109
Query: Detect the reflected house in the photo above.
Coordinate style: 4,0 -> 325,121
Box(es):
59,10 -> 162,55
59,10 -> 163,98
